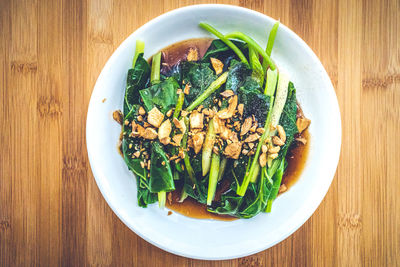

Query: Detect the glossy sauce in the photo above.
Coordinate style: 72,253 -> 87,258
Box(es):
157,38 -> 310,220
166,184 -> 237,221
159,38 -> 213,71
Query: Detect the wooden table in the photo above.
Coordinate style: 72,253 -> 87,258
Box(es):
1,0 -> 399,266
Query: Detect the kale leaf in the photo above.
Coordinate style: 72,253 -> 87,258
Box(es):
122,126 -> 157,207
124,53 -> 150,114
278,82 -> 298,155
149,142 -> 175,193
182,152 -> 208,204
180,61 -> 217,108
139,77 -> 180,113
225,61 -> 252,93
201,39 -> 248,72
238,78 -> 270,125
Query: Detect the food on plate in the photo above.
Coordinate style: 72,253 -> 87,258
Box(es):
115,22 -> 311,219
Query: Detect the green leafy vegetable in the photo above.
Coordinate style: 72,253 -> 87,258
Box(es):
186,71 -> 228,112
199,22 -> 248,64
150,51 -> 162,84
201,39 -> 248,70
202,118 -> 216,176
236,70 -> 278,197
124,53 -> 150,114
265,159 -> 285,212
119,22 -> 306,218
224,31 -> 276,70
263,21 -> 280,72
249,46 -> 264,86
180,62 -> 217,108
132,40 -> 145,67
173,90 -> 185,118
139,77 -> 179,113
207,153 -> 220,205
237,80 -> 270,124
278,82 -> 298,155
225,61 -> 252,93
149,142 -> 175,193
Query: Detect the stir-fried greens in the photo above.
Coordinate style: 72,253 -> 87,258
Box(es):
118,22 -> 311,218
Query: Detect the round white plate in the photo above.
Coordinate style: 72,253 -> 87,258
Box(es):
86,4 -> 341,260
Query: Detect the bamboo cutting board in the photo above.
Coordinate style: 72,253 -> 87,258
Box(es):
1,0 -> 399,266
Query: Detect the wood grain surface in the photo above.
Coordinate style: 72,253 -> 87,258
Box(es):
1,0 -> 399,266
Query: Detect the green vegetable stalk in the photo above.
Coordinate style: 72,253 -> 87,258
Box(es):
270,72 -> 289,128
181,117 -> 196,184
264,69 -> 278,95
218,157 -> 227,182
150,51 -> 161,84
202,118 -> 216,176
199,22 -> 248,64
186,71 -> 228,112
173,90 -> 185,118
249,46 -> 264,86
266,22 -> 280,57
265,159 -> 285,212
151,50 -> 167,208
249,163 -> 260,183
132,40 -> 145,67
224,31 -> 276,70
262,21 -> 280,72
158,191 -> 166,208
207,152 -> 220,205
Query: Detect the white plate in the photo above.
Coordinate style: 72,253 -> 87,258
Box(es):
86,4 -> 341,260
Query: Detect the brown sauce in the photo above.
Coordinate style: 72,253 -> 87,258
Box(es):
159,38 -> 213,69
122,38 -> 311,220
281,129 -> 310,190
166,185 -> 237,221
280,103 -> 311,192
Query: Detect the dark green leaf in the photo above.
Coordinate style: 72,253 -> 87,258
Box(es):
122,137 -> 156,208
181,152 -> 208,204
201,39 -> 248,71
124,53 -> 150,114
149,142 -> 175,193
279,82 -> 298,155
161,63 -> 181,84
136,177 -> 158,207
225,61 -> 252,93
208,183 -> 265,218
265,159 -> 285,212
139,77 -> 180,113
180,61 -> 217,108
238,79 -> 270,125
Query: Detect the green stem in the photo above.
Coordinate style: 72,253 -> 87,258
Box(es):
150,51 -> 161,84
199,22 -> 248,64
158,191 -> 166,208
181,117 -> 196,184
202,118 -> 216,176
224,31 -> 276,70
265,159 -> 285,212
266,22 -> 280,57
132,40 -> 145,67
249,46 -> 264,86
186,71 -> 228,112
263,21 -> 280,75
250,162 -> 260,183
207,153 -> 220,205
264,69 -> 278,95
173,91 -> 185,118
218,157 -> 228,182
